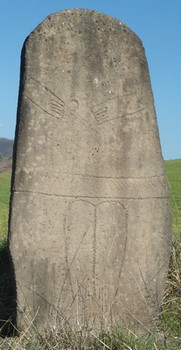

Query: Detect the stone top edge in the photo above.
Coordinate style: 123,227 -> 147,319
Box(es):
47,8 -> 123,24
23,8 -> 143,48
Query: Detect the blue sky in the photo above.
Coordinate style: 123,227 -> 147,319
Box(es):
0,1 -> 180,160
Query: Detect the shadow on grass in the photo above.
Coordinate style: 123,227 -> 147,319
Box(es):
0,240 -> 17,337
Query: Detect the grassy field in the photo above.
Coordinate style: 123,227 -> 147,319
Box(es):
0,172 -> 11,247
165,159 -> 181,240
0,160 -> 180,349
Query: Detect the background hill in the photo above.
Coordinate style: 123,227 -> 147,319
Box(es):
0,138 -> 13,173
0,138 -> 13,158
0,157 -> 12,173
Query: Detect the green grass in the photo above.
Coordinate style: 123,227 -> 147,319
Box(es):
0,161 -> 181,349
165,159 -> 181,240
0,324 -> 180,349
0,172 -> 11,207
0,172 -> 11,246
1,160 -> 180,239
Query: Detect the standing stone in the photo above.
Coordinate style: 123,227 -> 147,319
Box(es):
9,9 -> 171,333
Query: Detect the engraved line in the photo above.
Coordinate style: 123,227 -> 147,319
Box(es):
93,206 -> 97,295
51,101 -> 65,109
58,226 -> 90,302
50,107 -> 64,116
157,177 -> 169,190
114,235 -> 128,300
25,96 -> 60,120
91,100 -> 146,124
138,266 -> 158,309
26,93 -> 97,134
127,272 -> 153,317
95,107 -> 146,125
113,205 -> 129,301
103,227 -> 120,266
30,77 -> 65,104
50,108 -> 63,116
67,199 -> 129,207
93,110 -> 109,117
14,190 -> 169,200
50,103 -> 65,115
51,103 -> 64,110
96,117 -> 113,125
112,179 -> 127,192
57,211 -> 72,311
62,172 -> 166,180
30,78 -> 97,133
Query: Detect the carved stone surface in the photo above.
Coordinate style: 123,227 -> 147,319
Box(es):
9,9 -> 171,333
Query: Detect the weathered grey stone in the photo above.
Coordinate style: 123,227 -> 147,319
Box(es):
9,9 -> 171,333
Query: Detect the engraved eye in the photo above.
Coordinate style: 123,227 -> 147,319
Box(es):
69,99 -> 79,111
